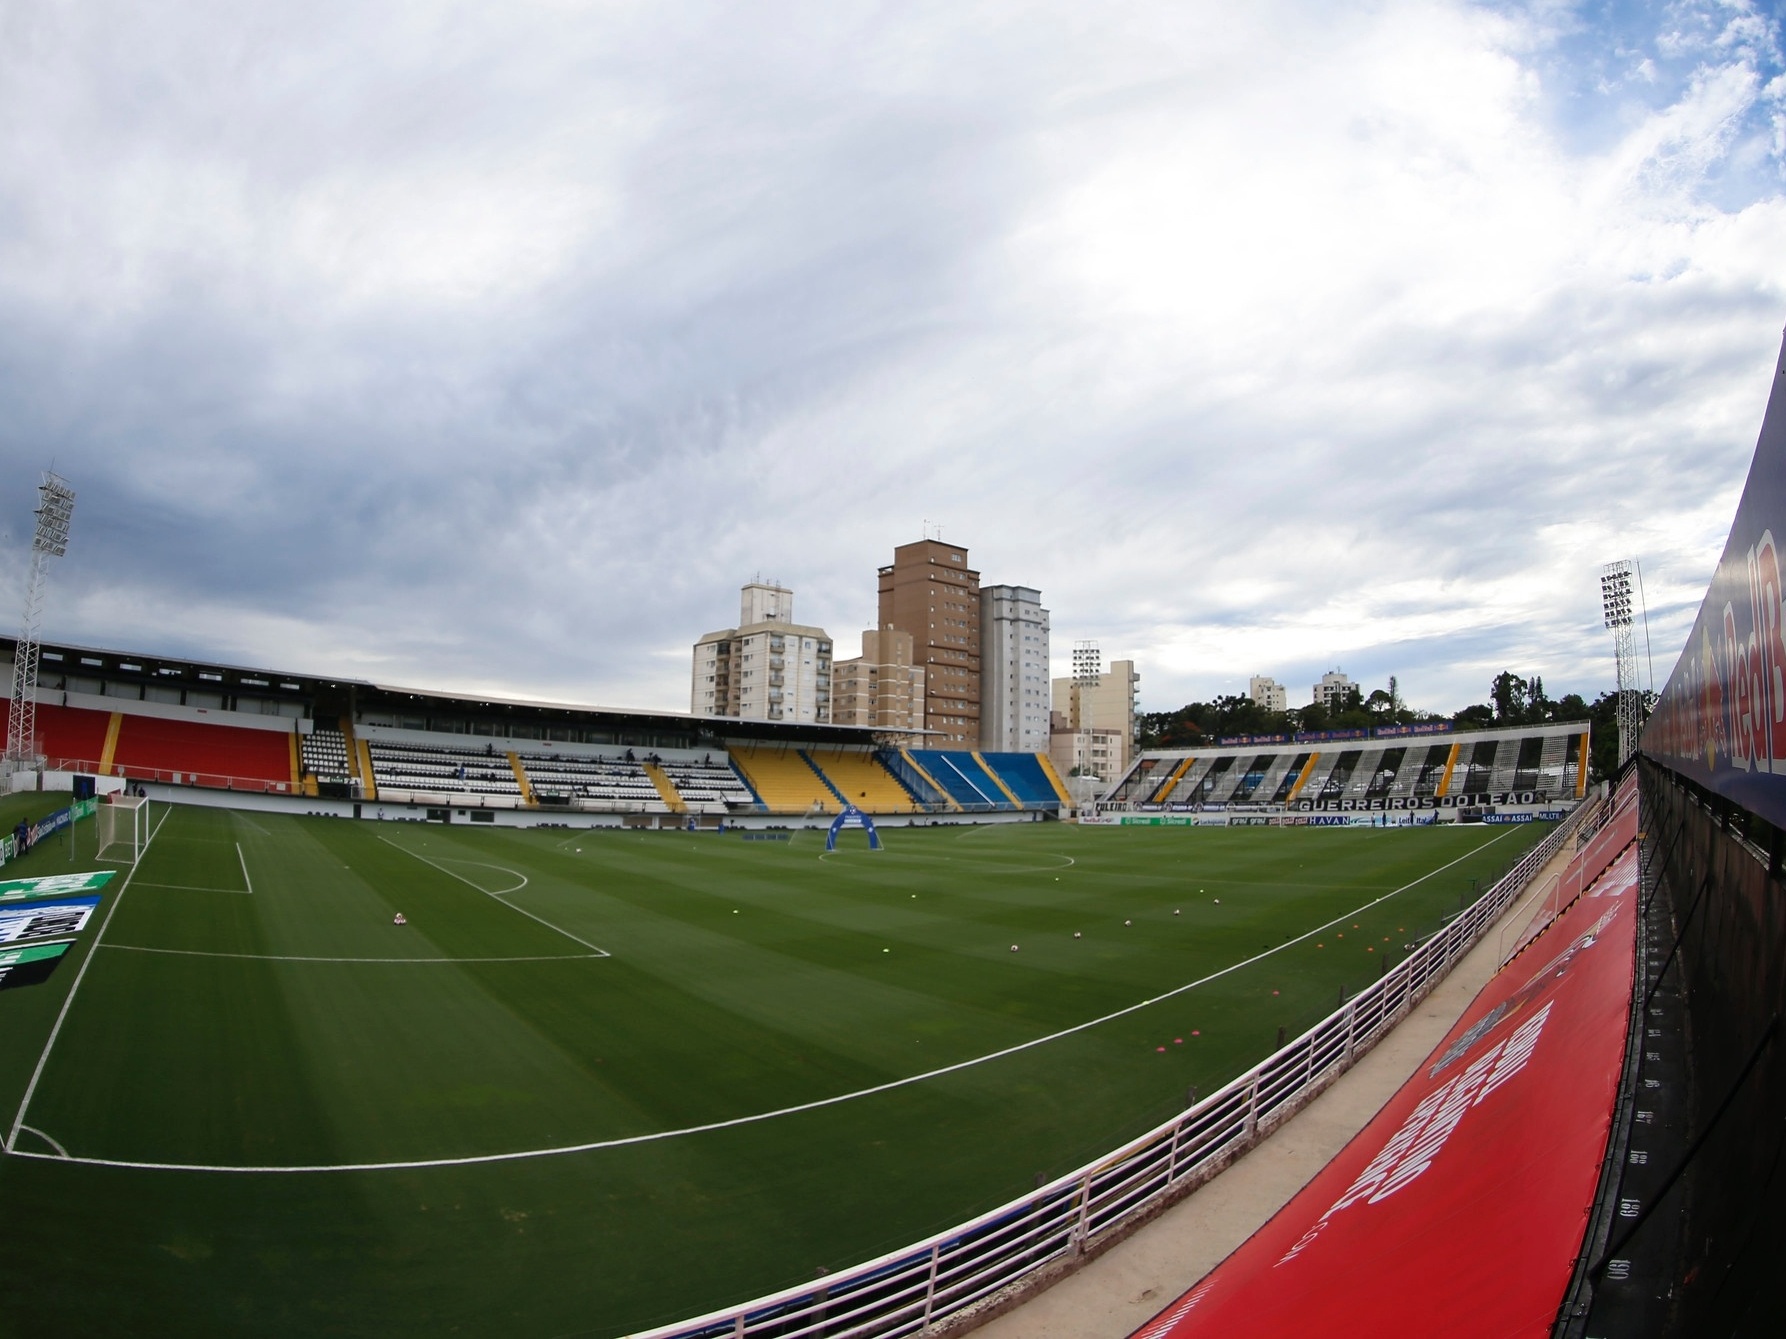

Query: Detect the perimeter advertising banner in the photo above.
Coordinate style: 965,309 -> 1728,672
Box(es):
0,871 -> 115,903
0,896 -> 100,945
1133,831 -> 1639,1339
1643,331 -> 1786,826
0,940 -> 74,991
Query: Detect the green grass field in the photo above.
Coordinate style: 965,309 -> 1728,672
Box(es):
0,803 -> 1546,1336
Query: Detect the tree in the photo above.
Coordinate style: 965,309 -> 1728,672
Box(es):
1491,671 -> 1529,724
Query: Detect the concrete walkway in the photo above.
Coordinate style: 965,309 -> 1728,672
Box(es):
972,839 -> 1577,1338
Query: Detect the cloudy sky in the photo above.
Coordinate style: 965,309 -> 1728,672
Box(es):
0,0 -> 1781,717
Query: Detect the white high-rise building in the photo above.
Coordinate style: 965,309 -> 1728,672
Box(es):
1313,670 -> 1356,710
691,583 -> 833,724
979,585 -> 1051,752
1248,675 -> 1287,712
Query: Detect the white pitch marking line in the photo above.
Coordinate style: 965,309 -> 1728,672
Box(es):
5,827 -> 1519,1175
134,882 -> 253,897
5,803 -> 173,1154
100,945 -> 607,964
236,843 -> 254,896
375,836 -> 609,957
18,1125 -> 69,1159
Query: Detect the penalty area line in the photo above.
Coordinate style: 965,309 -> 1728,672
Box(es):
374,836 -> 609,957
5,803 -> 173,1154
5,826 -> 1521,1176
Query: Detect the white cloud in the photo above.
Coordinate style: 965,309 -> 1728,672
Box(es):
0,0 -> 1778,717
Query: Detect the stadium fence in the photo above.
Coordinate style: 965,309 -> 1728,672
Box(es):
632,802 -> 1599,1339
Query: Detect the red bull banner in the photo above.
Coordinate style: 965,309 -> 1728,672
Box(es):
1644,330 -> 1786,824
1134,829 -> 1638,1338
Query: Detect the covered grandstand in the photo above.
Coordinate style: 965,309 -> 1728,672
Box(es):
1099,720 -> 1590,824
0,636 -> 1067,826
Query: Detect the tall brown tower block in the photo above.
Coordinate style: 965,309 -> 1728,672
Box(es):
877,539 -> 981,749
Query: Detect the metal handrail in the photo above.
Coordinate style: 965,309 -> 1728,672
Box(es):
629,808 -> 1591,1339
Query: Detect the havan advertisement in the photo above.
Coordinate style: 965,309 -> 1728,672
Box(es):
1644,331 -> 1786,827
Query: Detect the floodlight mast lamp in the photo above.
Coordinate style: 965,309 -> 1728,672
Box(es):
1600,559 -> 1640,768
5,473 -> 75,778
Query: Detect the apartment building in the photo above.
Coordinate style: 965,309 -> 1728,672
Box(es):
877,539 -> 981,749
691,583 -> 833,724
980,585 -> 1051,752
831,628 -> 926,731
1051,658 -> 1140,778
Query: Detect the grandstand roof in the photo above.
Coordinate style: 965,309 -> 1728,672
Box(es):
1,636 -> 917,747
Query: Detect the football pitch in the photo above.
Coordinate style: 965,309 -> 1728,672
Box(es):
0,802 -> 1546,1336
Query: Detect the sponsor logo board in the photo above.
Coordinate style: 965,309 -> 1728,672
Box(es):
0,870 -> 116,903
0,939 -> 74,990
0,895 -> 100,945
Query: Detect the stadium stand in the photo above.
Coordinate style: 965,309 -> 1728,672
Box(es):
1,639 -> 1072,822
804,747 -> 917,812
658,759 -> 755,813
515,752 -> 660,808
1104,722 -> 1589,815
110,713 -> 292,788
729,743 -> 840,815
364,738 -> 525,802
908,749 -> 1009,810
876,750 -> 948,808
0,700 -> 113,771
301,724 -> 353,790
978,752 -> 1064,810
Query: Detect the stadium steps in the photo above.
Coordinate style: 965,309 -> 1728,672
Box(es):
797,752 -> 850,808
897,750 -> 963,812
1205,755 -> 1259,803
806,748 -> 915,812
1284,752 -> 1322,802
357,738 -> 379,802
641,761 -> 686,813
98,711 -> 123,776
911,750 -> 1008,810
730,744 -> 839,815
1342,746 -> 1388,798
1149,756 -> 1194,803
1249,752 -> 1300,802
971,752 -> 1024,809
1035,751 -> 1075,808
979,753 -> 1063,810
1296,751 -> 1344,802
510,752 -> 540,807
1435,742 -> 1462,797
1166,755 -> 1216,804
1537,733 -> 1570,795
288,733 -> 307,793
725,757 -> 767,811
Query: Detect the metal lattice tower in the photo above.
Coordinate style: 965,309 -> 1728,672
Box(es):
6,473 -> 75,776
1600,559 -> 1640,767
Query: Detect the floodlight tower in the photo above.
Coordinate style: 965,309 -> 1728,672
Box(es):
1071,640 -> 1101,811
5,473 -> 75,777
1600,559 -> 1640,767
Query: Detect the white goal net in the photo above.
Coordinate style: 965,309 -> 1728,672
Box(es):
96,795 -> 149,864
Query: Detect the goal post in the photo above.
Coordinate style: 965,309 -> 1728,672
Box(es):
96,795 -> 149,864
